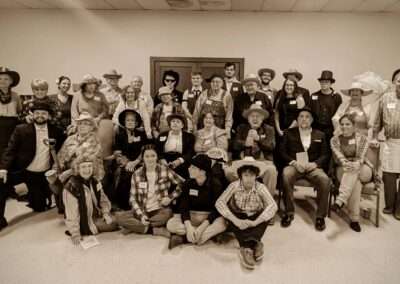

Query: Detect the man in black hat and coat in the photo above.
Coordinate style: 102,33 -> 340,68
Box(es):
0,101 -> 65,231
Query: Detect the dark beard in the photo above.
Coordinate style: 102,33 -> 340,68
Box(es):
33,118 -> 48,125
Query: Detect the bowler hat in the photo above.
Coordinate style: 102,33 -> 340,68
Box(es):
318,70 -> 336,83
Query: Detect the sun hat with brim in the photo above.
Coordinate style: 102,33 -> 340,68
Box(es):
242,103 -> 270,120
242,74 -> 261,86
206,147 -> 228,163
103,69 -> 122,79
167,112 -> 186,127
79,74 -> 102,89
190,154 -> 212,172
258,68 -> 276,80
158,86 -> 173,97
341,82 -> 373,97
118,109 -> 142,128
206,73 -> 224,83
0,67 -> 20,88
230,156 -> 268,177
283,69 -> 303,81
30,101 -> 52,113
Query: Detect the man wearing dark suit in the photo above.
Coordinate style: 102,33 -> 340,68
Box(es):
223,62 -> 243,101
279,107 -> 330,231
0,101 -> 65,231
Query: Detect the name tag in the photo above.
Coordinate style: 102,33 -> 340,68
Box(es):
255,100 -> 262,106
188,93 -> 194,98
204,139 -> 212,145
348,139 -> 356,145
289,100 -> 297,105
189,189 -> 199,196
313,139 -> 322,143
160,136 -> 167,142
206,100 -> 212,105
312,95 -> 318,100
139,182 -> 147,188
233,87 -> 239,91
133,136 -> 141,142
387,103 -> 396,109
94,96 -> 101,102
260,134 -> 266,139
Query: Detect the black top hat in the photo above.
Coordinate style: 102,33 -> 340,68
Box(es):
118,109 -> 142,128
318,70 -> 335,83
0,67 -> 20,88
190,154 -> 212,173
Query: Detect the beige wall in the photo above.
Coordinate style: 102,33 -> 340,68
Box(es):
0,9 -> 399,94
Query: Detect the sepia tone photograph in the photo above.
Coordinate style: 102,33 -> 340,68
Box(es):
0,1 -> 399,283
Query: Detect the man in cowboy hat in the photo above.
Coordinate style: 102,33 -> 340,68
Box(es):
101,69 -> 123,117
258,68 -> 277,106
309,70 -> 342,142
279,107 -> 331,231
233,74 -> 273,131
223,62 -> 243,100
373,68 -> 400,220
0,101 -> 65,231
232,103 -> 277,197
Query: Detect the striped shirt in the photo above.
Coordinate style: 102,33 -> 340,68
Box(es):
373,90 -> 400,139
216,180 -> 277,223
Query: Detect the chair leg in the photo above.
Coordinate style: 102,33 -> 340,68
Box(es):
277,187 -> 282,212
328,191 -> 332,218
376,191 -> 380,228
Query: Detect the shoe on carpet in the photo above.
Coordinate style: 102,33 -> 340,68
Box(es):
394,209 -> 400,221
253,241 -> 264,262
239,247 -> 256,270
382,207 -> 393,214
280,214 -> 294,228
152,227 -> 171,238
0,218 -> 8,232
315,217 -> 326,231
168,235 -> 185,250
349,222 -> 361,232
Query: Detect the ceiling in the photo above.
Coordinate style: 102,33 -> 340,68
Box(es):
0,0 -> 399,12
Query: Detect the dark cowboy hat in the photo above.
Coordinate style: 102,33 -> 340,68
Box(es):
258,68 -> 276,80
30,101 -> 52,113
283,69 -> 303,81
190,154 -> 212,173
392,68 -> 400,82
0,67 -> 20,88
167,112 -> 187,127
206,73 -> 224,83
296,106 -> 315,119
118,109 -> 142,127
318,70 -> 336,83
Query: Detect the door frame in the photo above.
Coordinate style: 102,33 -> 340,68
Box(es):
150,56 -> 245,95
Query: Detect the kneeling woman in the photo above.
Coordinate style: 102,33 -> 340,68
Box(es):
63,156 -> 118,245
216,157 -> 277,270
167,154 -> 227,249
116,144 -> 183,237
331,114 -> 372,232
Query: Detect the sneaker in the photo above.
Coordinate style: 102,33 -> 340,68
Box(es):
152,227 -> 171,238
168,235 -> 185,250
239,247 -> 256,270
315,217 -> 326,231
349,222 -> 361,232
280,214 -> 294,228
382,207 -> 393,214
253,241 -> 264,262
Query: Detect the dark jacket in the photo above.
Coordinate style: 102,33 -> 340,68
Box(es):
279,127 -> 329,169
155,131 -> 195,164
0,123 -> 65,171
233,123 -> 275,161
114,128 -> 148,161
223,81 -> 243,100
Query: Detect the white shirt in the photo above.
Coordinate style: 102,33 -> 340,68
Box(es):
145,171 -> 161,212
26,124 -> 51,172
164,131 -> 183,153
299,128 -> 312,151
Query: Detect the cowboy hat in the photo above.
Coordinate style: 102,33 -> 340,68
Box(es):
229,156 -> 268,177
0,67 -> 20,88
242,74 -> 261,86
341,82 -> 373,96
103,69 -> 122,79
206,147 -> 228,163
258,68 -> 276,80
118,109 -> 142,128
190,154 -> 212,173
318,70 -> 336,83
158,86 -> 173,97
167,112 -> 186,127
392,68 -> 400,82
242,103 -> 270,120
283,69 -> 303,81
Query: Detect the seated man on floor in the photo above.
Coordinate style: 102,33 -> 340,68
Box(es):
279,107 -> 331,231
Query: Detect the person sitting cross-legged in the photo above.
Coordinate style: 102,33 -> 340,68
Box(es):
280,107 -> 331,231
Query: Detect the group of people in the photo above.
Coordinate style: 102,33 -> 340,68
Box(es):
0,63 -> 399,270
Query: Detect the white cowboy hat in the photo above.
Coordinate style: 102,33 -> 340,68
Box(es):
229,156 -> 268,177
341,82 -> 373,96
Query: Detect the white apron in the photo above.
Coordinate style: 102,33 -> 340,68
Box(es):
381,139 -> 400,173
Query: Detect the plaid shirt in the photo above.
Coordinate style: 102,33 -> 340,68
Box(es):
330,132 -> 369,166
216,180 -> 277,223
130,164 -> 184,219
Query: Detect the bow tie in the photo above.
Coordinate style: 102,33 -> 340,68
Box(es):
193,90 -> 201,96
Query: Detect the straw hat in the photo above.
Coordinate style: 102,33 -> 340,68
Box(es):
242,103 -> 270,120
229,156 -> 268,177
283,69 -> 303,81
341,82 -> 373,97
103,69 -> 122,79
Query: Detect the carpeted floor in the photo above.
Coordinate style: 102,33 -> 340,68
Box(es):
0,194 -> 399,284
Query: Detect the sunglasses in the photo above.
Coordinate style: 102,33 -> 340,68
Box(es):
164,79 -> 176,83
